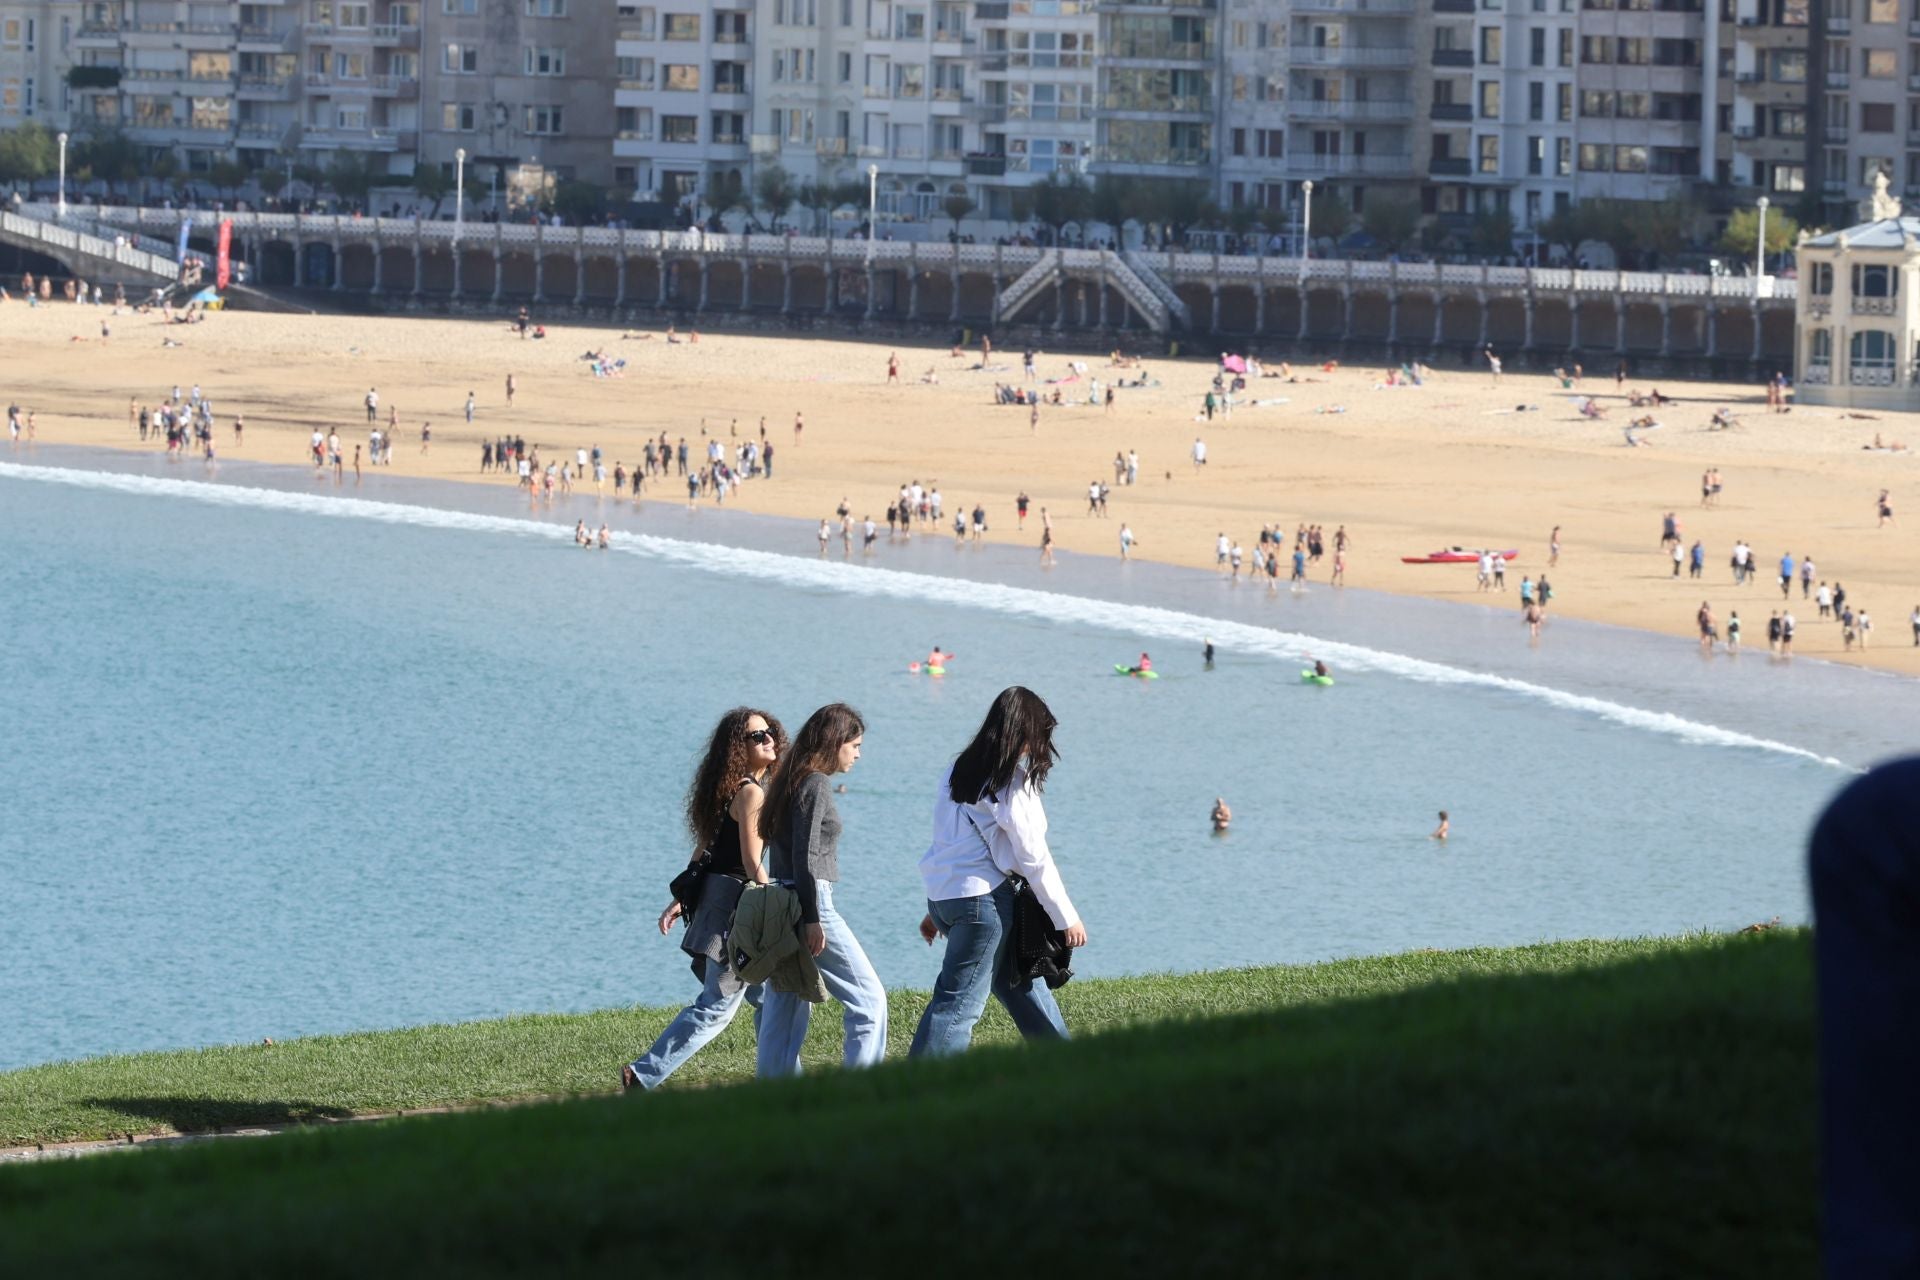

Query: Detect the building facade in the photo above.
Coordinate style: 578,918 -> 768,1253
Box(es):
0,0 -> 79,132
1793,176 -> 1915,406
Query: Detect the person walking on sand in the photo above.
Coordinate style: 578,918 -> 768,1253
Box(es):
1779,550 -> 1796,599
420,421 -> 431,455
365,387 -> 378,422
1486,348 -> 1502,385
1017,491 -> 1030,530
506,373 -> 517,407
887,352 -> 900,384
794,410 -> 804,445
1029,402 -> 1039,434
1118,523 -> 1136,560
464,391 -> 476,425
1040,508 -> 1055,566
1877,489 -> 1895,527
1727,611 -> 1742,650
910,687 -> 1085,1058
756,703 -> 886,1078
1697,602 -> 1719,651
621,707 -> 787,1092
1781,608 -> 1797,655
1549,525 -> 1561,567
1192,436 -> 1207,471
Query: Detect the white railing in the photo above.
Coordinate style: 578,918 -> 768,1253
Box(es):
0,209 -> 178,279
1120,249 -> 1190,326
1850,365 -> 1895,386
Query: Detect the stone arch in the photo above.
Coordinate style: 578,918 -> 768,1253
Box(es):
538,251 -> 578,300
1484,296 -> 1527,347
1347,286 -> 1391,341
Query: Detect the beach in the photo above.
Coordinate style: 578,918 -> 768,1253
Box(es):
4,301 -> 1914,673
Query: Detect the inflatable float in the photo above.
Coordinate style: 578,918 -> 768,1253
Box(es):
1300,670 -> 1334,686
1114,665 -> 1159,679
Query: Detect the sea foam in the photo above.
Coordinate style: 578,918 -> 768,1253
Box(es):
0,461 -> 1855,772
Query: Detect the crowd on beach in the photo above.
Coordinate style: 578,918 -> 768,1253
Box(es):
623,688 -> 1086,1090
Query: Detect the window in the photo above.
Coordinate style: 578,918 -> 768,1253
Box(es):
338,3 -> 368,26
1481,27 -> 1502,61
1808,329 -> 1831,368
524,0 -> 565,14
663,12 -> 700,39
1811,262 -> 1833,294
442,42 -> 477,72
1557,137 -> 1572,174
1618,37 -> 1649,63
1231,126 -> 1246,156
1479,134 -> 1500,172
1619,92 -> 1650,118
1850,330 -> 1895,383
1581,35 -> 1611,62
1861,156 -> 1895,184
1579,142 -> 1611,170
1863,48 -> 1896,76
1528,29 -> 1544,66
1865,0 -> 1896,18
1559,28 -> 1573,65
441,0 -> 477,12
1528,81 -> 1543,119
1773,108 -> 1805,137
1558,83 -> 1572,120
661,113 -> 698,142
1862,102 -> 1895,132
522,104 -> 565,134
1478,79 -> 1500,117
334,51 -> 367,79
1854,264 -> 1898,299
664,63 -> 699,89
616,55 -> 652,82
1613,144 -> 1648,171
1527,134 -> 1544,174
1770,49 -> 1805,81
1770,163 -> 1805,191
525,47 -> 565,74
440,103 -> 473,131
838,51 -> 851,81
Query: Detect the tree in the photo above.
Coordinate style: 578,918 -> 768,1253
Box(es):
1468,209 -> 1516,259
1133,178 -> 1207,240
1361,197 -> 1421,253
753,163 -> 795,228
1028,170 -> 1091,242
1090,174 -> 1133,244
1008,184 -> 1037,229
1719,205 -> 1800,263
549,180 -> 607,224
0,122 -> 58,187
410,164 -> 452,217
325,151 -> 377,205
256,167 -> 287,199
705,170 -> 750,227
1625,196 -> 1695,266
73,129 -> 143,195
1306,188 -> 1353,245
208,159 -> 250,199
941,192 -> 975,239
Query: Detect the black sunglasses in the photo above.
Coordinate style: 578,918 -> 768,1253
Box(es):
744,728 -> 776,745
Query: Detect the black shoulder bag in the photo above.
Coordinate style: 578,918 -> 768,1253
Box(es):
963,806 -> 1074,991
667,851 -> 711,916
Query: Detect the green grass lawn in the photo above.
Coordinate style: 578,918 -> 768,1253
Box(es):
0,932 -> 1814,1275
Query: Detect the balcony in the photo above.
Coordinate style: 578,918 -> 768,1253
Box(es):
237,24 -> 298,49
1108,40 -> 1209,61
816,137 -> 848,156
618,25 -> 656,40
1828,14 -> 1850,32
616,129 -> 656,143
965,153 -> 1007,175
236,122 -> 298,147
1431,101 -> 1470,120
1288,98 -> 1414,121
1853,295 -> 1897,315
1292,44 -> 1415,68
864,84 -> 891,99
713,31 -> 749,44
1826,70 -> 1849,88
371,74 -> 419,99
1429,155 -> 1471,175
974,2 -> 1010,18
1431,48 -> 1472,67
618,78 -> 655,92
1908,72 -> 1920,91
299,127 -> 405,151
370,23 -> 421,47
1733,124 -> 1755,139
1101,93 -> 1212,115
237,74 -> 297,99
931,27 -> 973,45
1289,151 -> 1413,175
1734,70 -> 1762,83
1824,124 -> 1847,142
74,21 -> 120,44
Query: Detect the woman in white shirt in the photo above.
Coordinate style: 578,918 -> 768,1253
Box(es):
910,687 -> 1087,1057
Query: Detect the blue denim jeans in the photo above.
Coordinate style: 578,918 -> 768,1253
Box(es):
626,959 -> 763,1091
908,879 -> 1069,1058
756,880 -> 889,1078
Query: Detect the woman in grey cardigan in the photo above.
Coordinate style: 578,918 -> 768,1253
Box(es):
755,702 -> 888,1077
620,707 -> 786,1091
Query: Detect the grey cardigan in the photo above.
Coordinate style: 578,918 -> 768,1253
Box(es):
769,771 -> 841,925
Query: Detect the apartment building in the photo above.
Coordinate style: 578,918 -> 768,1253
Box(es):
969,0 -> 1094,217
1712,0 -> 1810,208
1568,0 -> 1708,202
420,0 -> 613,191
0,0 -> 78,131
1809,0 -> 1919,220
613,0 -> 751,204
1093,0 -> 1212,182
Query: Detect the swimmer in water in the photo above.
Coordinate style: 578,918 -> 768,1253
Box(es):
1211,797 -> 1231,833
1431,811 -> 1450,841
1130,652 -> 1153,675
927,645 -> 952,669
1203,637 -> 1215,667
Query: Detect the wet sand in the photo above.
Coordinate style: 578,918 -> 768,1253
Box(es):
4,301 -> 1915,674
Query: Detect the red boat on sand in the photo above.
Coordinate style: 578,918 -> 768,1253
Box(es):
1400,547 -> 1520,565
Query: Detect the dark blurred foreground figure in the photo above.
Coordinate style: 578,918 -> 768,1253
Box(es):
1811,757 -> 1920,1278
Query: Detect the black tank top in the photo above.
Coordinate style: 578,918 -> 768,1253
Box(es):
706,779 -> 759,879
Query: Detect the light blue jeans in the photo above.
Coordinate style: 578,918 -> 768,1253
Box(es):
909,879 -> 1069,1058
626,959 -> 763,1091
756,880 -> 888,1078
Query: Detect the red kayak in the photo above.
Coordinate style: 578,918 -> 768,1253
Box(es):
1400,548 -> 1520,564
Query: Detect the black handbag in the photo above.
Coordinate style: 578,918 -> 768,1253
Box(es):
1003,873 -> 1074,991
667,851 -> 711,914
963,807 -> 1073,990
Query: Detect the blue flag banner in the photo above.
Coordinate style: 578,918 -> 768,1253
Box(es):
176,219 -> 192,264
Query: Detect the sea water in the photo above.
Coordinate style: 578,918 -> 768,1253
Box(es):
0,454 -> 1896,1071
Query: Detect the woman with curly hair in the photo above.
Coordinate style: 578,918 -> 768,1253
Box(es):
621,706 -> 787,1091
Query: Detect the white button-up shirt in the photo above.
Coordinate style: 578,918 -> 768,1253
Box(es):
919,765 -> 1078,931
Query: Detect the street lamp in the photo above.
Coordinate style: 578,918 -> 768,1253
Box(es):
1754,195 -> 1770,281
454,147 -> 467,246
56,131 -> 68,219
866,163 -> 879,266
1299,179 -> 1314,280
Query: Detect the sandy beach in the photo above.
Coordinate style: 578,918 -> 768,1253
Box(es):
4,300 -> 1915,674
